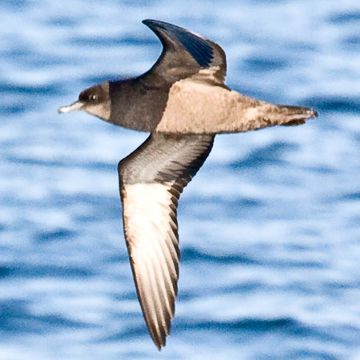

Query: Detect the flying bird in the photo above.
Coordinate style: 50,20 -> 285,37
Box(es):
58,19 -> 317,349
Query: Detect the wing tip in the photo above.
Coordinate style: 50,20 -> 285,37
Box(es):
142,18 -> 153,26
145,302 -> 174,351
142,19 -> 183,34
142,19 -> 215,68
149,326 -> 168,351
142,19 -> 166,30
154,338 -> 166,351
151,335 -> 163,351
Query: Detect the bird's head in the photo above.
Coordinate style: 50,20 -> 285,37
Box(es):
58,82 -> 111,121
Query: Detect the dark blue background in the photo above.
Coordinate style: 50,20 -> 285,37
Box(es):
1,1 -> 359,359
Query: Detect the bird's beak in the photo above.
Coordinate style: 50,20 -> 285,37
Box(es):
58,100 -> 84,114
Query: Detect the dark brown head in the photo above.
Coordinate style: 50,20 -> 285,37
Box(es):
58,82 -> 111,121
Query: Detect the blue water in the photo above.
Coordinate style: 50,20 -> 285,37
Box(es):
1,1 -> 360,359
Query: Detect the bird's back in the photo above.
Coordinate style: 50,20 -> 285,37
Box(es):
155,77 -> 316,134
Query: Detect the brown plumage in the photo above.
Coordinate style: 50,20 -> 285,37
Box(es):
58,19 -> 318,349
119,134 -> 214,348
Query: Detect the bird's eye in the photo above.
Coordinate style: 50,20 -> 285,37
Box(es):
89,94 -> 98,102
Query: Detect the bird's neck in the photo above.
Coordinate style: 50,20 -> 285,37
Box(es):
109,77 -> 171,132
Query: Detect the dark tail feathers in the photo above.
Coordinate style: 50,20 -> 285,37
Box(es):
278,105 -> 318,126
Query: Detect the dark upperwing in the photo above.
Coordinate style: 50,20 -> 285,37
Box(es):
109,20 -> 227,130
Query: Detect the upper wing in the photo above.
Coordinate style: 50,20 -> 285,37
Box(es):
118,133 -> 214,349
142,19 -> 227,85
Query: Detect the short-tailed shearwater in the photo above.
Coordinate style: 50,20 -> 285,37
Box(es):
58,19 -> 318,349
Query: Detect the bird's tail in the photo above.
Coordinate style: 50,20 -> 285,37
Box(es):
226,96 -> 319,134
275,105 -> 318,126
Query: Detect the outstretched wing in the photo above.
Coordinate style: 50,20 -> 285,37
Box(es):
118,133 -> 214,349
142,19 -> 227,85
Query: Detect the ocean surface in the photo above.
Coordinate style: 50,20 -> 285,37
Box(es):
1,1 -> 360,359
